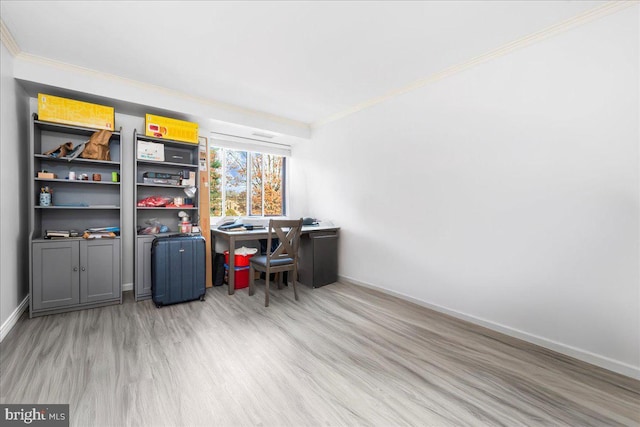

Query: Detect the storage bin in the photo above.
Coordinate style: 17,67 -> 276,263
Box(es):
224,250 -> 254,267
38,93 -> 114,130
164,145 -> 194,165
224,264 -> 250,289
145,114 -> 199,144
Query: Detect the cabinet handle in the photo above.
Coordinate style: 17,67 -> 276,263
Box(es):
73,267 -> 78,272
81,267 -> 86,271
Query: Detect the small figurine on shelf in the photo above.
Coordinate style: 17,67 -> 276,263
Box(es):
178,211 -> 192,234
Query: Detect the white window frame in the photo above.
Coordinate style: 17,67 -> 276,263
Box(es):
209,140 -> 289,220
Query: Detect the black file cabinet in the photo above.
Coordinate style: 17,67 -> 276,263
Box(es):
298,232 -> 338,287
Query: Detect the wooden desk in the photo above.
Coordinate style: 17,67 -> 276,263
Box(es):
211,225 -> 340,294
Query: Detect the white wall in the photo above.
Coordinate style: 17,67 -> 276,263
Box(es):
1,42 -> 30,334
291,7 -> 639,378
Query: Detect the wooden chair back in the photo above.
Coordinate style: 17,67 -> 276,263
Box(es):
266,219 -> 303,265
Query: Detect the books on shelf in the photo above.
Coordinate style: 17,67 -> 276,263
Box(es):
44,227 -> 119,239
44,230 -> 80,239
45,230 -> 69,238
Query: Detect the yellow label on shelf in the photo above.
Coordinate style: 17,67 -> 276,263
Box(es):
38,94 -> 114,130
145,114 -> 199,144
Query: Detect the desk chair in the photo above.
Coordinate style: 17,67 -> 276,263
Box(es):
249,218 -> 303,307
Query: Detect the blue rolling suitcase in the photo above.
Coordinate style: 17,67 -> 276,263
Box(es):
151,235 -> 206,307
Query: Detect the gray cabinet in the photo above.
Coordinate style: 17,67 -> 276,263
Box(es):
81,239 -> 121,303
32,241 -> 80,311
133,130 -> 200,301
29,113 -> 123,317
135,235 -> 155,300
32,239 -> 120,314
298,232 -> 339,288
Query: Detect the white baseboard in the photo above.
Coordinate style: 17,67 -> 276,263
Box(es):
339,275 -> 640,380
122,282 -> 133,292
0,295 -> 29,343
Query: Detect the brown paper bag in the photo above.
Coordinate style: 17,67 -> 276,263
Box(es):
81,130 -> 112,161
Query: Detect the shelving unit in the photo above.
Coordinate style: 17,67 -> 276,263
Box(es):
133,130 -> 200,300
29,113 -> 122,317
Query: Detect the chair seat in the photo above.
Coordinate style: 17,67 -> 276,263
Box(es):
248,218 -> 303,307
250,255 -> 294,267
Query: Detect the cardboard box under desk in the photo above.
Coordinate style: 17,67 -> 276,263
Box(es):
38,93 -> 114,130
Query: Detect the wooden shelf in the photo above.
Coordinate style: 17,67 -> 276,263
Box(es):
136,182 -> 188,188
136,159 -> 198,168
34,154 -> 120,167
35,205 -> 120,210
35,178 -> 120,185
135,133 -> 198,147
34,118 -> 121,136
134,128 -> 200,301
32,236 -> 121,242
136,206 -> 197,210
29,113 -> 123,319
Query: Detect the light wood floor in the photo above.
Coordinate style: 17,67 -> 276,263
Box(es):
1,281 -> 638,426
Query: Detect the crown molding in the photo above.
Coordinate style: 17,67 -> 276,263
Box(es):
312,0 -> 638,129
14,50 -> 310,131
0,18 -> 21,56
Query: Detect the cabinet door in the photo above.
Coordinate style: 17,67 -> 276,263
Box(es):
32,241 -> 80,310
312,234 -> 338,287
80,239 -> 120,303
136,236 -> 155,300
298,233 -> 338,287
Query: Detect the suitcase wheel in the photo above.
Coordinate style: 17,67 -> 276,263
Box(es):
155,303 -> 163,308
199,295 -> 206,302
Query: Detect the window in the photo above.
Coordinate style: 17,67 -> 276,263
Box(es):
209,145 -> 286,217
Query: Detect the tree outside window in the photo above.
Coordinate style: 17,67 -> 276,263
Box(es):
225,150 -> 247,216
209,147 -> 222,217
251,153 -> 263,216
263,154 -> 284,216
209,146 -> 285,217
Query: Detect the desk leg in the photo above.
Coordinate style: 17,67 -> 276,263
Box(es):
228,235 -> 236,295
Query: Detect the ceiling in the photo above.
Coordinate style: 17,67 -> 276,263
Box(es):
1,1 -> 605,126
